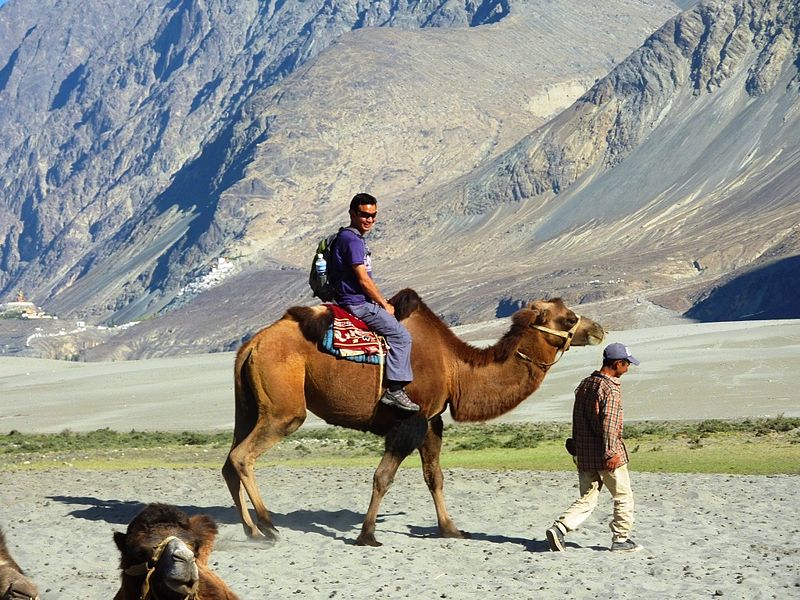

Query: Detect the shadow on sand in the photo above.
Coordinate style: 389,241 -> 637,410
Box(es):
47,495 -> 551,548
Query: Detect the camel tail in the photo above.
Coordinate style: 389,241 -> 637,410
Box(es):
231,345 -> 259,446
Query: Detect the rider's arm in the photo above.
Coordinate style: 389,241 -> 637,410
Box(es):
352,264 -> 394,315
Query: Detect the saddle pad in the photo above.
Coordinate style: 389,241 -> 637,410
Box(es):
320,304 -> 389,363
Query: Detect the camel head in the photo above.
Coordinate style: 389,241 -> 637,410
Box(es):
114,503 -> 219,600
512,298 -> 604,364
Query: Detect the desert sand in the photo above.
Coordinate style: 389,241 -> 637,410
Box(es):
1,319 -> 799,598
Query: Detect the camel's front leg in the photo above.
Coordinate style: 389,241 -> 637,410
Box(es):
356,415 -> 428,546
419,415 -> 466,538
356,450 -> 403,547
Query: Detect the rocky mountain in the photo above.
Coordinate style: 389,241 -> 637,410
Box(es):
3,0 -> 798,361
0,0 -> 526,320
0,0 -> 683,357
385,0 -> 800,327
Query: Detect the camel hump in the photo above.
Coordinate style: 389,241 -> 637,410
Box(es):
286,305 -> 332,343
389,288 -> 421,321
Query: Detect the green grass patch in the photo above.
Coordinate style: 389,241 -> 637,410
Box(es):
2,417 -> 798,474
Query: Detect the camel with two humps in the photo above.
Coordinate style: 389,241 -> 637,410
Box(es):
222,288 -> 604,546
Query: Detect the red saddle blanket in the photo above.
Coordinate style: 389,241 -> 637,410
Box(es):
325,304 -> 387,357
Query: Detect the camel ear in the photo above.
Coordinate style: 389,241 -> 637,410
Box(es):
113,531 -> 127,553
189,514 -> 218,563
534,308 -> 551,324
511,308 -> 544,329
526,300 -> 552,320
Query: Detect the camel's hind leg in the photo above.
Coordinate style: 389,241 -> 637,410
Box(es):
222,356 -> 306,541
222,415 -> 298,541
356,415 -> 428,547
419,415 -> 465,538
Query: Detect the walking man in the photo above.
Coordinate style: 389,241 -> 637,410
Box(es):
328,193 -> 419,412
546,342 -> 642,552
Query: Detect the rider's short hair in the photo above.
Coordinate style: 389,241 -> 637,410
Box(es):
350,193 -> 377,212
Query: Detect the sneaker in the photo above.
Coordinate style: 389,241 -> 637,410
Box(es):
380,388 -> 420,412
545,524 -> 566,552
610,538 -> 643,553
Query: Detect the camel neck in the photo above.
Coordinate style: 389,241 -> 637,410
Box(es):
448,358 -> 547,422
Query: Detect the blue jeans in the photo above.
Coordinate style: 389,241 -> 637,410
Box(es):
344,302 -> 413,384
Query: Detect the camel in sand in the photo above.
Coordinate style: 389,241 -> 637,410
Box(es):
222,289 -> 604,546
113,503 -> 238,600
0,527 -> 39,600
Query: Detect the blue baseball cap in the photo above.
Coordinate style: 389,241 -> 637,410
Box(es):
603,342 -> 640,365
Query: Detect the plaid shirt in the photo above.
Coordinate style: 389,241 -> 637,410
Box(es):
572,371 -> 628,472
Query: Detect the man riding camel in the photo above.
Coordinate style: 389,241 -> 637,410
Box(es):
328,193 -> 419,412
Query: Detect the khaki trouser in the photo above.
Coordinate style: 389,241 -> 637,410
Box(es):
556,463 -> 635,542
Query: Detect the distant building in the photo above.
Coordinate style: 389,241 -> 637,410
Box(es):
0,291 -> 50,319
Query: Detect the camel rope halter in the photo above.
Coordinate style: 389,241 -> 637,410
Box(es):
123,535 -> 199,600
516,315 -> 582,369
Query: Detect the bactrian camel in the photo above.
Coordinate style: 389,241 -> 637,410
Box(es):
222,289 -> 604,546
113,503 -> 239,600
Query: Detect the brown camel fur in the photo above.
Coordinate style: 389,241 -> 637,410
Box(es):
222,288 -> 604,546
113,503 -> 239,600
0,527 -> 39,600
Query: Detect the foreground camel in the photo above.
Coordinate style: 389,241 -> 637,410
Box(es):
0,527 -> 39,600
223,289 -> 604,546
113,503 -> 238,600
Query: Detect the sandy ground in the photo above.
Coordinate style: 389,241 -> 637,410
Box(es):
1,319 -> 799,598
2,468 -> 798,599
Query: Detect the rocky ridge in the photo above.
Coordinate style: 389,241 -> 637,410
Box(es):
3,0 -> 799,360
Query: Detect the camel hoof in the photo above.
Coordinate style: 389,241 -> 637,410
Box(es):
441,529 -> 470,539
355,533 -> 382,547
257,523 -> 279,542
244,524 -> 278,542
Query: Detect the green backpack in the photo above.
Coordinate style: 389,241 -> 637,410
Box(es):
309,227 -> 357,301
308,232 -> 337,302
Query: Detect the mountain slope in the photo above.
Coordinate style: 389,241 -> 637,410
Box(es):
0,0 -> 512,314
379,0 -> 800,323
77,0 -> 800,360
0,0 -> 678,328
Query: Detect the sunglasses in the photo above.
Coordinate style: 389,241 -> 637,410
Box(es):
357,210 -> 377,220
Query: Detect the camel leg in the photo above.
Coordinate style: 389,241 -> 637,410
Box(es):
222,424 -> 280,541
419,415 -> 465,538
356,415 -> 428,547
355,451 -> 403,547
223,412 -> 304,541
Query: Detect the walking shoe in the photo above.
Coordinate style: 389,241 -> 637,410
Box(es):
380,388 -> 420,412
610,538 -> 643,552
545,524 -> 566,552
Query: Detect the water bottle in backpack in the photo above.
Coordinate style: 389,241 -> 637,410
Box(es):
314,253 -> 327,277
313,253 -> 328,291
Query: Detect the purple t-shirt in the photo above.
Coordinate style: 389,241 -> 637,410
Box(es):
330,228 -> 372,306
